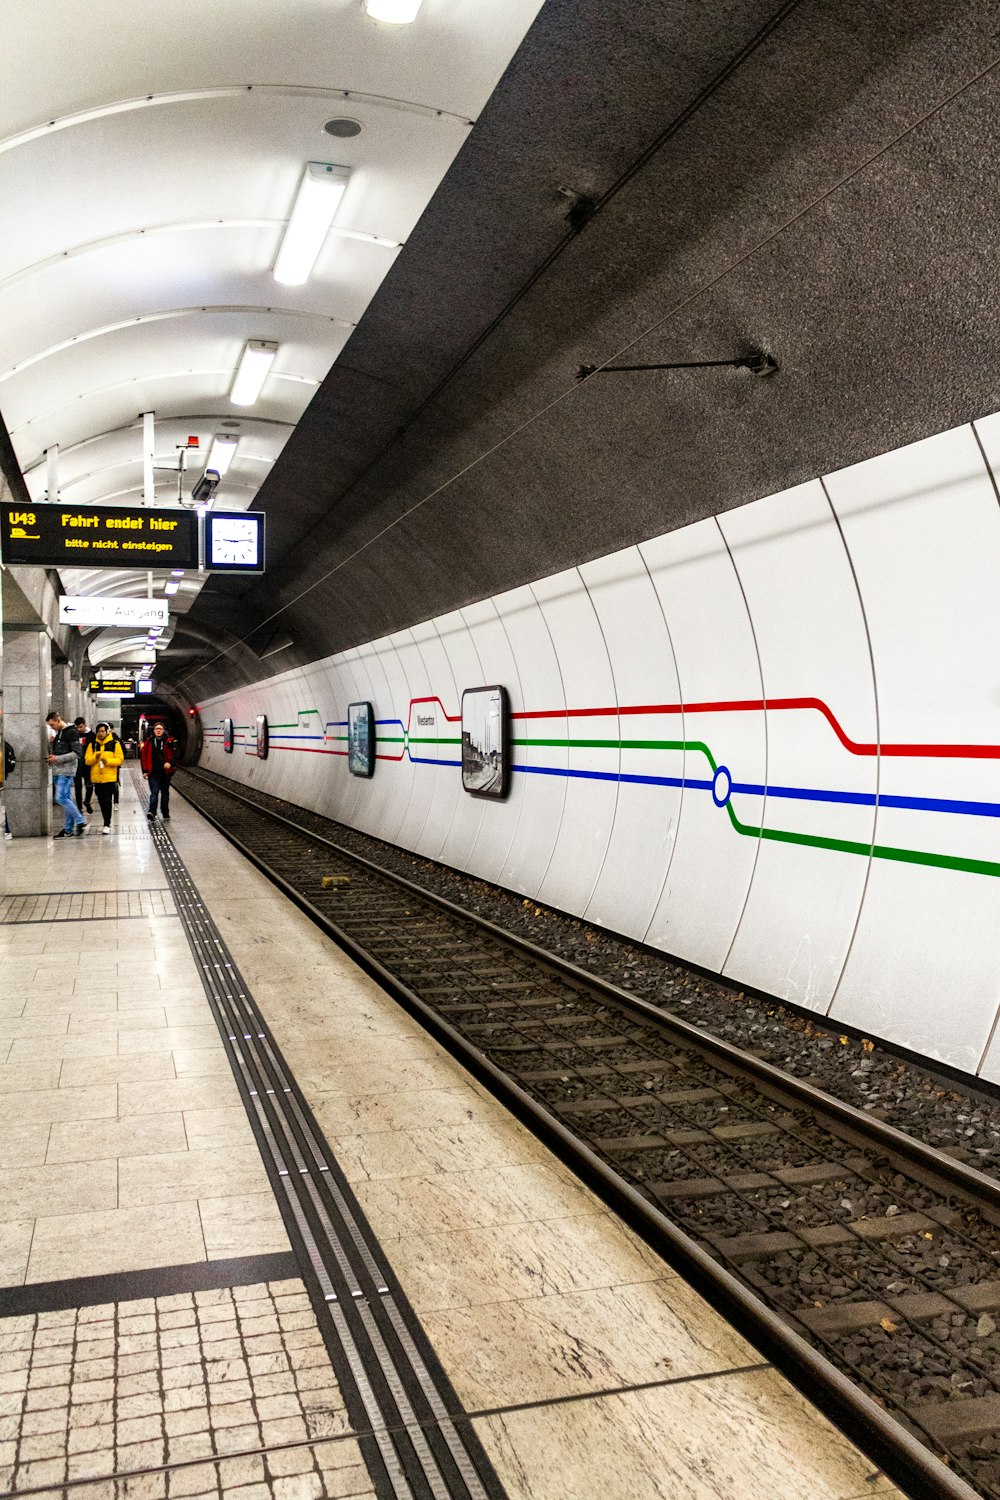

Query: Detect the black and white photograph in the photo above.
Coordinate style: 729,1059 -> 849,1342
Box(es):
461,685 -> 510,799
255,713 -> 269,760
348,701 -> 375,778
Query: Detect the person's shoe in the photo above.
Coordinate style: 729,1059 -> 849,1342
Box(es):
74,824 -> 88,837
161,815 -> 170,822
53,829 -> 69,839
101,826 -> 111,835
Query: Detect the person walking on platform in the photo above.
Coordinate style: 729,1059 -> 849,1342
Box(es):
141,722 -> 177,822
73,717 -> 93,814
45,711 -> 86,838
86,722 -> 124,834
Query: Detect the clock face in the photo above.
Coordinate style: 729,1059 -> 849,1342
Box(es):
210,516 -> 259,567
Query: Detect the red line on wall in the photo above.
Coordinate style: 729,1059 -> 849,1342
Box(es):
408,695 -> 461,724
510,696 -> 1000,759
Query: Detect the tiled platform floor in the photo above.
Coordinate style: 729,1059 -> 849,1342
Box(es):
0,782 -> 287,1287
0,773 -> 902,1499
0,1278 -> 366,1496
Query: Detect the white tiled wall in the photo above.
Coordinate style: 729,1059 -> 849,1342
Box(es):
198,413 -> 1000,1080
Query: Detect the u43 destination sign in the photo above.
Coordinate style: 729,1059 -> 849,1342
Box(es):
1,503 -> 198,569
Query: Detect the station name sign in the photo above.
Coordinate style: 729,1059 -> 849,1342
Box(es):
2,503 -> 198,569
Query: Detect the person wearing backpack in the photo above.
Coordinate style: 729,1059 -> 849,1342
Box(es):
85,722 -> 124,834
45,710 -> 86,837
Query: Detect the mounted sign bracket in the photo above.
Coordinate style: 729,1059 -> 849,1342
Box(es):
576,350 -> 779,381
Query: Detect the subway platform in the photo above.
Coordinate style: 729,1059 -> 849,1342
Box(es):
0,774 -> 900,1500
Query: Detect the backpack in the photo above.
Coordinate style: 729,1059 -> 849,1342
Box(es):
3,740 -> 14,778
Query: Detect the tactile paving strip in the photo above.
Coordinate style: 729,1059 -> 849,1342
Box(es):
0,890 -> 176,925
138,782 -> 506,1500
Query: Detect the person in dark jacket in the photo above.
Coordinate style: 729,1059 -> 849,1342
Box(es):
45,711 -> 86,837
73,717 -> 93,814
141,723 -> 177,821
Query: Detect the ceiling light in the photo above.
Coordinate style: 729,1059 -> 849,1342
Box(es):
231,340 -> 278,406
170,569 -> 184,577
273,163 -> 350,286
164,581 -> 180,596
208,435 -> 239,477
365,0 -> 422,21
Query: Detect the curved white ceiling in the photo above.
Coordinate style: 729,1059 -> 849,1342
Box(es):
0,0 -> 542,522
0,0 -> 545,666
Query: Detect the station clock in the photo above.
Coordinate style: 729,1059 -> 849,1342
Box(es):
204,511 -> 265,573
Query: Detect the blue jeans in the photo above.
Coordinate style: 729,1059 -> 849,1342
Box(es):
54,774 -> 85,831
147,771 -> 171,817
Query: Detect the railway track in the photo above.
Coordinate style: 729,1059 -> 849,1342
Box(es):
176,766 -> 1000,1500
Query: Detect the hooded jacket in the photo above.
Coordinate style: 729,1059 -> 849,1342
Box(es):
49,723 -> 81,777
85,730 -> 124,783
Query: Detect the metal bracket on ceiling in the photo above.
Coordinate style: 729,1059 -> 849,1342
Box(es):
576,350 -> 779,381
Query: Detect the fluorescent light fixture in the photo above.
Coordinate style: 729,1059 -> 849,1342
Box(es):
273,163 -> 350,286
164,581 -> 180,595
230,340 -> 278,406
366,0 -> 422,21
208,435 -> 238,477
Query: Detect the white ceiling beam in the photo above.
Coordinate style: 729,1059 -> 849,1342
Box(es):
0,85 -> 474,162
0,304 -> 354,385
0,221 -> 401,296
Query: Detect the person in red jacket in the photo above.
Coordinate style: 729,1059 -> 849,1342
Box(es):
141,722 -> 178,822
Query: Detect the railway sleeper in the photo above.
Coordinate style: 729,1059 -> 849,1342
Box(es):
798,1294 -> 955,1336
713,1209 -> 960,1260
909,1393 -> 1000,1442
652,1171 -> 778,1200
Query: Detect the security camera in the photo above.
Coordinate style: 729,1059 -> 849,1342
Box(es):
191,469 -> 221,506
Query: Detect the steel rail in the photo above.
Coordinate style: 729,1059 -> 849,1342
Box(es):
177,768 -> 983,1500
181,770 -> 1000,1219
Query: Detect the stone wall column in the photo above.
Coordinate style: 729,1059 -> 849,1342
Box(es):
50,661 -> 70,718
4,629 -> 52,838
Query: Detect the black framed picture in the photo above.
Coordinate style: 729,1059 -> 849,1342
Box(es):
347,701 -> 375,778
255,714 -> 269,761
222,718 -> 234,754
461,685 -> 510,799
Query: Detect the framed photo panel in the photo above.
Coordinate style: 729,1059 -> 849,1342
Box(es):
461,685 -> 510,799
222,718 -> 234,754
255,714 -> 269,761
347,701 -> 375,778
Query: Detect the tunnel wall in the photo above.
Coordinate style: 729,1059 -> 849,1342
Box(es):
196,410 -> 1000,1082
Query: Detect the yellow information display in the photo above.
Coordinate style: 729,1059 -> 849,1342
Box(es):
2,503 -> 198,568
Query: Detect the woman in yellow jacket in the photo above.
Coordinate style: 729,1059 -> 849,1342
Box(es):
85,722 -> 124,834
